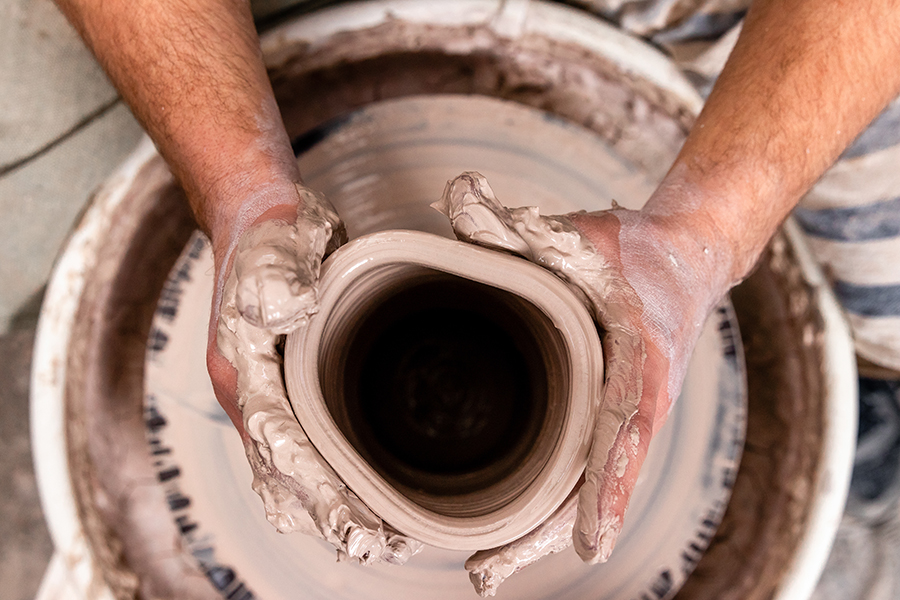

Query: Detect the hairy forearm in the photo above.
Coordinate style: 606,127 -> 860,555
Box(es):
646,0 -> 900,284
56,0 -> 300,249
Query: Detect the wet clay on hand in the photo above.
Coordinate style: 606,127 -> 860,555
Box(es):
215,185 -> 422,565
436,172 -> 732,595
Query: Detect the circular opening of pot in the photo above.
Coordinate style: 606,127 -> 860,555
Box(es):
318,266 -> 571,518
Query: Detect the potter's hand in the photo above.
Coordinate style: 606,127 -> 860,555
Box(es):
57,0 -> 419,562
435,172 -> 732,595
209,184 -> 421,565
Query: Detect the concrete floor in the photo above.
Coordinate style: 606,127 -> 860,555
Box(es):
0,0 -> 144,334
1,0 -> 143,598
1,1 -> 895,599
0,324 -> 52,600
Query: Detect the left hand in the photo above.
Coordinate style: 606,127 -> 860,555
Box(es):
211,184 -> 422,565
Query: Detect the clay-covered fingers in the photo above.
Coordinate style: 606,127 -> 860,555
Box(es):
438,171 -> 673,589
573,323 -> 666,562
240,378 -> 421,565
233,186 -> 346,335
465,494 -> 578,597
222,316 -> 418,564
214,186 -> 420,565
463,360 -> 660,593
434,172 -> 596,278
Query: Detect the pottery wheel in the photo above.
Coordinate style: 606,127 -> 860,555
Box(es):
143,95 -> 746,599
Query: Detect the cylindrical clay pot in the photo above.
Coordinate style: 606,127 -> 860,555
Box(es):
285,231 -> 603,549
29,2 -> 856,599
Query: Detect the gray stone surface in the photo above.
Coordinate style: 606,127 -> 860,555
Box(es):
0,0 -> 144,596
0,102 -> 143,332
0,324 -> 53,600
0,0 -> 118,166
0,0 -> 144,334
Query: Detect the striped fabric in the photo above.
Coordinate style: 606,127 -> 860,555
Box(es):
570,0 -> 900,372
566,0 -> 749,40
793,98 -> 900,371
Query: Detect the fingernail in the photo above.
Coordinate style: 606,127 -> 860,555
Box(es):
595,516 -> 622,563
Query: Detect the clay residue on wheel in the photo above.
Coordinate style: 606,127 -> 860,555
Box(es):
265,17 -> 693,183
674,230 -> 827,600
64,156 -> 221,599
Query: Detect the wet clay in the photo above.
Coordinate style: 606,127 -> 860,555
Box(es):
283,229 -> 602,551
465,493 -> 578,596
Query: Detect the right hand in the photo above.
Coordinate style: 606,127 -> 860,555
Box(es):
435,172 -> 734,595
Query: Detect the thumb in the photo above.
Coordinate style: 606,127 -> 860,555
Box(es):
234,250 -> 318,334
233,187 -> 344,335
432,171 -> 533,256
573,325 -> 666,563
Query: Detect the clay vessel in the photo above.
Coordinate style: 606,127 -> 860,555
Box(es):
284,230 -> 603,550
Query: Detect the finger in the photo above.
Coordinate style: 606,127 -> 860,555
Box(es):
433,171 -> 532,255
233,186 -> 344,335
464,493 -> 578,597
382,528 -> 424,565
573,326 -> 666,563
235,257 -> 318,333
246,440 -> 409,565
216,220 -> 421,565
242,391 -> 388,562
243,383 -> 424,564
435,172 -> 601,286
224,312 -> 417,564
